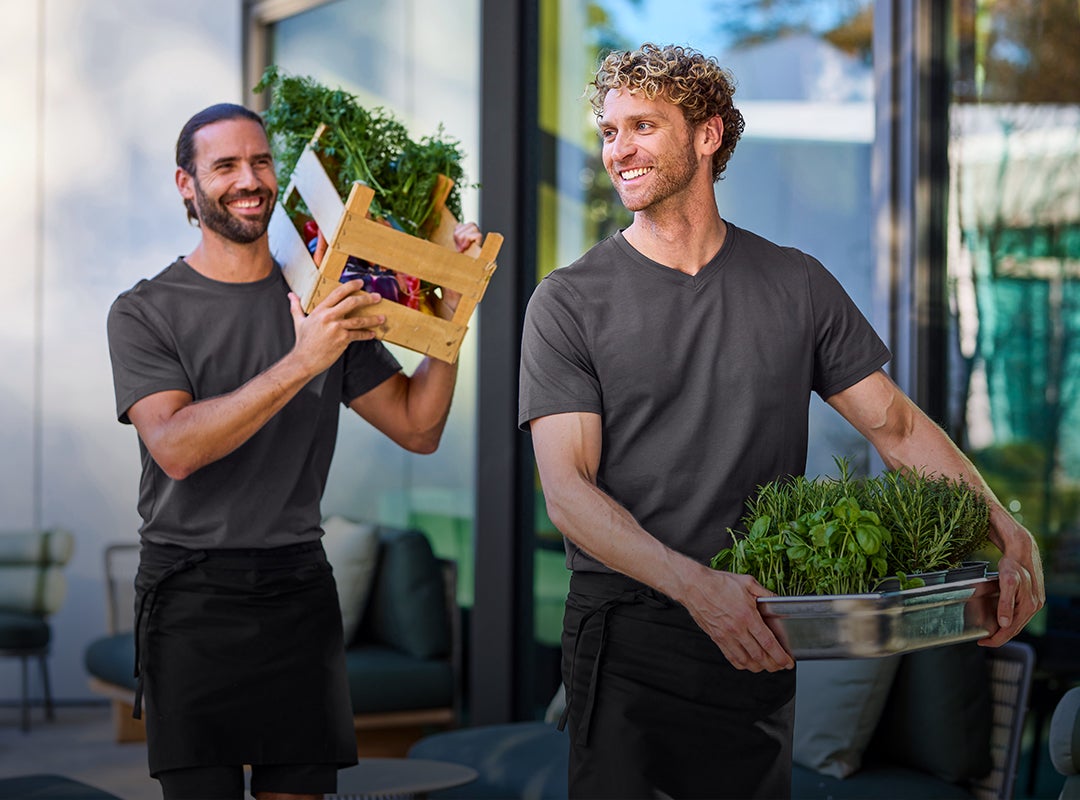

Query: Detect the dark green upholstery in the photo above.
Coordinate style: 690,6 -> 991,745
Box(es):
0,611 -> 50,650
867,643 -> 993,783
346,645 -> 454,714
83,633 -> 136,691
359,526 -> 450,659
792,764 -> 974,799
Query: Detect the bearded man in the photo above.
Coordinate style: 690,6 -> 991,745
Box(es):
108,103 -> 479,800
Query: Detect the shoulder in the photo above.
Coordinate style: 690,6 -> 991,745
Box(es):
111,259 -> 189,308
728,224 -> 816,271
529,236 -> 624,305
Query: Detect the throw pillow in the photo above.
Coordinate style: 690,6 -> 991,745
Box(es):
321,516 -> 380,644
363,527 -> 450,659
867,643 -> 993,783
792,656 -> 902,779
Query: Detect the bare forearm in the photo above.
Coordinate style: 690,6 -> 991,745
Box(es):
543,475 -> 709,602
402,356 -> 459,447
138,352 -> 315,479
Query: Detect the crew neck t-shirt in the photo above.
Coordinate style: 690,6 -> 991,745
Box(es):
107,258 -> 401,550
518,225 -> 891,572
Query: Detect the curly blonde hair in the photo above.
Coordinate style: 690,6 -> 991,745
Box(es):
588,43 -> 745,182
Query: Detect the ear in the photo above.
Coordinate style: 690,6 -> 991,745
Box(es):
697,116 -> 725,157
176,167 -> 195,201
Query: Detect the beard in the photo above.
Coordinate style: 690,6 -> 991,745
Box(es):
191,178 -> 276,245
609,137 -> 699,213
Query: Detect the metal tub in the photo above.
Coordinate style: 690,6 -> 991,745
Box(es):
757,575 -> 1000,659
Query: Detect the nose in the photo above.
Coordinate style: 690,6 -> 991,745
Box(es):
235,161 -> 260,190
606,129 -> 636,163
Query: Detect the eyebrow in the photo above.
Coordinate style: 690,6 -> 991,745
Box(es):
597,112 -> 653,129
206,152 -> 274,169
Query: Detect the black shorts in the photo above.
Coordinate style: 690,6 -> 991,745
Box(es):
134,540 -> 358,777
561,571 -> 796,800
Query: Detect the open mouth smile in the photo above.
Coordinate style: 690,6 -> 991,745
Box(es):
226,194 -> 269,214
620,167 -> 653,181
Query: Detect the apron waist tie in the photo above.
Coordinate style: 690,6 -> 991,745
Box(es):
132,550 -> 207,719
559,586 -> 670,746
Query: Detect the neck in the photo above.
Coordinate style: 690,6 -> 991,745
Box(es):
184,232 -> 275,283
622,190 -> 726,276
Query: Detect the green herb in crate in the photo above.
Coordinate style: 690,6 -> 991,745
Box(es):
254,66 -> 472,237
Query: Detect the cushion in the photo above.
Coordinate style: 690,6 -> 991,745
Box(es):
792,763 -> 974,799
346,645 -> 454,714
1050,686 -> 1080,777
84,632 -> 137,690
867,643 -> 992,783
0,610 -> 50,650
321,516 -> 380,643
408,722 -> 569,800
361,527 -> 449,659
792,656 -> 901,779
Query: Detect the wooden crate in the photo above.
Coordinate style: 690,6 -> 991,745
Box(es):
267,125 -> 503,364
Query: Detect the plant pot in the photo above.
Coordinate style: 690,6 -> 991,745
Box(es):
946,560 -> 989,582
874,577 -> 902,593
913,569 -> 948,586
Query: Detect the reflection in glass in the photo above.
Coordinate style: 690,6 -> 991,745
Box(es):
947,0 -> 1080,591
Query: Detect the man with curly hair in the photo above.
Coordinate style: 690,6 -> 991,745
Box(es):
518,43 -> 1043,798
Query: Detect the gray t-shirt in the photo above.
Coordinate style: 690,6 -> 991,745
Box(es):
107,258 -> 401,549
518,225 -> 891,571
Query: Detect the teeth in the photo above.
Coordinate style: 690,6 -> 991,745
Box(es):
621,167 -> 651,180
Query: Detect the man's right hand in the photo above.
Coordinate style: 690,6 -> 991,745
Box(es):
679,567 -> 794,673
287,281 -> 386,375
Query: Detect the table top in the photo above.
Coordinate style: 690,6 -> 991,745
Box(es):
331,757 -> 478,799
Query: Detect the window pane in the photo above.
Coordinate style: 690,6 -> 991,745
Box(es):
946,0 -> 1080,599
270,0 -> 481,607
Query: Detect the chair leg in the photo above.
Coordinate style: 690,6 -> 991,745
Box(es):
20,655 -> 30,733
38,652 -> 54,721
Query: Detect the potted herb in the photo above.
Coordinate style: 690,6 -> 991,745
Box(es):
711,459 -> 992,596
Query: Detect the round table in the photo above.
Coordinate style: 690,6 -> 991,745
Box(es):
330,757 -> 478,799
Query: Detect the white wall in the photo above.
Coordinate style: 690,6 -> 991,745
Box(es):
0,0 -> 244,703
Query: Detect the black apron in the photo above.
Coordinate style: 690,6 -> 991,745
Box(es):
134,540 -> 358,776
561,572 -> 796,800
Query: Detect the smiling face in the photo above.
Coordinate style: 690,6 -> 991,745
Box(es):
598,88 -> 704,214
177,117 -> 278,245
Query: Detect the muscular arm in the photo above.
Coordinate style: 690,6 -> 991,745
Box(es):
530,411 -> 794,672
348,358 -> 457,454
128,281 -> 385,480
826,369 -> 1045,644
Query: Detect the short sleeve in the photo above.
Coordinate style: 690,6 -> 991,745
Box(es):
107,291 -> 193,424
805,255 -> 891,398
341,340 -> 402,405
518,275 -> 603,430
